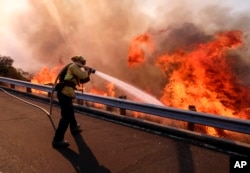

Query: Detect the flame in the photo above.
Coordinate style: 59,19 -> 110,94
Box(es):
88,83 -> 116,108
128,33 -> 154,67
155,31 -> 249,119
128,30 -> 250,137
106,83 -> 115,97
89,87 -> 107,96
88,87 -> 106,108
31,65 -> 64,94
31,65 -> 63,84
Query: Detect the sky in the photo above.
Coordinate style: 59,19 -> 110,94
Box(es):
1,0 -> 250,74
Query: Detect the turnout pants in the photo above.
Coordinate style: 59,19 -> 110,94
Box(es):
53,91 -> 78,141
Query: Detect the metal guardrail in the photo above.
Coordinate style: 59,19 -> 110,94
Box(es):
0,76 -> 250,135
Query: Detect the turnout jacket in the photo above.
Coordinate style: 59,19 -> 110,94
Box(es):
61,63 -> 89,98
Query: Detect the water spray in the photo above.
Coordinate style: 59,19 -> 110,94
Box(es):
94,71 -> 164,106
49,66 -> 163,117
83,68 -> 163,105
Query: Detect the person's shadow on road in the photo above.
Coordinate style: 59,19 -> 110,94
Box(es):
55,134 -> 111,173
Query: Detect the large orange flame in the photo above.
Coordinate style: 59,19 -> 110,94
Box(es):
31,65 -> 64,94
31,65 -> 63,84
128,30 -> 250,138
128,30 -> 250,120
155,31 -> 250,119
128,33 -> 154,67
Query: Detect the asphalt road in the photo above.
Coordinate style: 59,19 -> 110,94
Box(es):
0,90 -> 230,173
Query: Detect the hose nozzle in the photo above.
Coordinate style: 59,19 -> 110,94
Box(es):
84,66 -> 96,74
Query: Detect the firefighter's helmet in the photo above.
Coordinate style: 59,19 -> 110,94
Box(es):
71,56 -> 86,65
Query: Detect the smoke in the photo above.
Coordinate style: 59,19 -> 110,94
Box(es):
137,0 -> 250,90
2,0 -> 250,93
10,0 -> 150,71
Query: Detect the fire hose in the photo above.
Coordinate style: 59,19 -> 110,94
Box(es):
0,87 -> 56,130
0,87 -> 50,115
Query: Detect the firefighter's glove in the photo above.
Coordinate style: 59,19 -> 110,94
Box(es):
84,66 -> 96,74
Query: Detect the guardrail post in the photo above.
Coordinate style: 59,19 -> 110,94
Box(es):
106,104 -> 114,112
78,99 -> 83,105
26,87 -> 32,93
188,105 -> 196,131
10,84 -> 15,89
26,80 -> 32,93
77,89 -> 84,105
118,95 -> 127,115
45,83 -> 52,98
47,92 -> 51,98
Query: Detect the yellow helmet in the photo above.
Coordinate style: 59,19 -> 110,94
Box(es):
71,56 -> 86,65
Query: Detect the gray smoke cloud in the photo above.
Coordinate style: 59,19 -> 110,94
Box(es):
5,0 -> 250,96
12,0 -> 149,69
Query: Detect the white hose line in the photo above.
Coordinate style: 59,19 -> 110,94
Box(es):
0,88 -> 49,115
0,88 -> 56,130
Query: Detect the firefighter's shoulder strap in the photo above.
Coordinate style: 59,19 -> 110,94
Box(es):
55,63 -> 74,91
58,63 -> 72,82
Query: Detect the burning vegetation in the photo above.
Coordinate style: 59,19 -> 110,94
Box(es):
127,29 -> 250,139
128,30 -> 250,120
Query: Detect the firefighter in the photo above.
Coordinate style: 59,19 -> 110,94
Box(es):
52,55 -> 95,148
